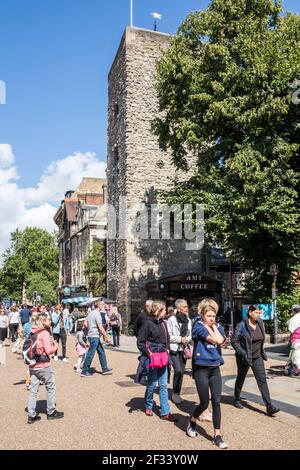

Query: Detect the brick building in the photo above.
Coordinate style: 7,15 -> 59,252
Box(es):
54,177 -> 107,300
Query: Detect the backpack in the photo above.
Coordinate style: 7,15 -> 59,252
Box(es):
241,321 -> 247,335
22,331 -> 49,366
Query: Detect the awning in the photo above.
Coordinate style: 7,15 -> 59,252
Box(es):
78,297 -> 102,307
61,297 -> 88,304
78,297 -> 117,307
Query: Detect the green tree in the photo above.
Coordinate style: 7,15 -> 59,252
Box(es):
26,273 -> 57,306
154,0 -> 300,296
84,240 -> 106,297
0,228 -> 58,302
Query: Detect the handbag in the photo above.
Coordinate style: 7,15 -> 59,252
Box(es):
147,348 -> 169,369
183,345 -> 192,360
146,322 -> 169,369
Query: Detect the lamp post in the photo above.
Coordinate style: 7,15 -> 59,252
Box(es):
269,264 -> 279,344
229,258 -> 234,334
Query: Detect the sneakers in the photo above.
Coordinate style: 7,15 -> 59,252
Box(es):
160,413 -> 178,422
145,409 -> 153,417
47,410 -> 64,420
80,371 -> 93,378
186,418 -> 197,438
62,357 -> 69,363
267,405 -> 280,416
172,393 -> 183,404
213,435 -> 228,449
28,414 -> 41,424
234,400 -> 244,409
102,368 -> 113,375
54,356 -> 58,361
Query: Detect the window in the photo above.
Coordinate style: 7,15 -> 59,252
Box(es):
114,101 -> 119,119
113,145 -> 119,162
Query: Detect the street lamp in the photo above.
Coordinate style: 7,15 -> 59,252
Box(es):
269,263 -> 279,344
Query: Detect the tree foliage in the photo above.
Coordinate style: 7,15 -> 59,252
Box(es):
154,0 -> 300,295
0,228 -> 58,302
26,272 -> 58,306
84,240 -> 106,297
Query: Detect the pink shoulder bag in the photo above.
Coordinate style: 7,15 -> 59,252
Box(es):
146,322 -> 169,369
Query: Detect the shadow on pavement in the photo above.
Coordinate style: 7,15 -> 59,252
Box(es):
173,414 -> 213,443
125,396 -> 182,425
169,398 -> 197,417
126,374 -> 136,381
33,400 -> 48,415
125,397 -> 151,414
236,400 -> 266,415
265,344 -> 289,359
13,380 -> 26,386
266,365 -> 286,377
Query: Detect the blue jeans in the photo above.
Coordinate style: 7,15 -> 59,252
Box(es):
145,366 -> 170,416
82,337 -> 108,373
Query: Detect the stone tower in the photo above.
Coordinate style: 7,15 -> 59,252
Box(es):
107,28 -> 204,326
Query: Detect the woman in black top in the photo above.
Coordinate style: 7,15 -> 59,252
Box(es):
231,305 -> 280,416
137,300 -> 177,422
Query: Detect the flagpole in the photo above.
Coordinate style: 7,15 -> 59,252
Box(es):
130,0 -> 133,27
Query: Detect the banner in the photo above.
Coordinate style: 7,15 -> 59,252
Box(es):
242,304 -> 274,321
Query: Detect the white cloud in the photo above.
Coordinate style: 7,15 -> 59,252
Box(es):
0,144 -> 18,184
0,144 -> 15,169
24,152 -> 107,205
0,145 -> 107,254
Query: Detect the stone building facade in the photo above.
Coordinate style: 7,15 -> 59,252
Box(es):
54,177 -> 107,300
107,28 -> 208,325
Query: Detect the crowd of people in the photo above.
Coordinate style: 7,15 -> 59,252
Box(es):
134,299 -> 300,449
0,300 -> 123,423
1,298 -> 299,450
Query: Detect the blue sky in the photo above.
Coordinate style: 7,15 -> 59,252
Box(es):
0,0 -> 298,187
0,0 -> 204,187
0,0 -> 298,253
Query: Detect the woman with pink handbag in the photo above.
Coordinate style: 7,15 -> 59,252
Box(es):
137,300 -> 177,422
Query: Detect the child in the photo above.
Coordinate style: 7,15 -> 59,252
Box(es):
74,321 -> 88,373
27,314 -> 64,423
23,314 -> 38,389
12,324 -> 25,355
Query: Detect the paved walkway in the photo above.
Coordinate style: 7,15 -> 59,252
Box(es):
0,336 -> 299,450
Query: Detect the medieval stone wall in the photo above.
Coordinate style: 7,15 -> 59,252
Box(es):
107,28 -> 204,325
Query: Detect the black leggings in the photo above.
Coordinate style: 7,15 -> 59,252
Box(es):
53,329 -> 67,358
171,351 -> 187,394
112,326 -> 120,347
9,323 -> 19,342
192,366 -> 222,429
234,355 -> 271,406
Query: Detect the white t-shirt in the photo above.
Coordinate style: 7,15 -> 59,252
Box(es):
288,313 -> 300,334
0,315 -> 9,328
9,311 -> 20,324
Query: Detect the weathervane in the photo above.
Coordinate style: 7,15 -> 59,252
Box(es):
151,12 -> 162,31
